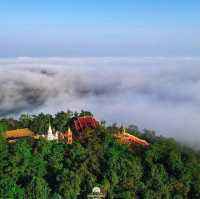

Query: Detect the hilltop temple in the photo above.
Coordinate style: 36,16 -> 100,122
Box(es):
4,115 -> 148,148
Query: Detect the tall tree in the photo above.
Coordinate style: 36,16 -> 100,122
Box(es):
25,176 -> 50,199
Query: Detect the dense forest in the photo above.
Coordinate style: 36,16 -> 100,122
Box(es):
0,111 -> 200,199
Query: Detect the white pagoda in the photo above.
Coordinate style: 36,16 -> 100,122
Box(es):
47,121 -> 58,141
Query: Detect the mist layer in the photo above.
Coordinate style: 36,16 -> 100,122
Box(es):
0,57 -> 200,148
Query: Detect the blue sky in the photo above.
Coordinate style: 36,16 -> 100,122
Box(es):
0,0 -> 199,57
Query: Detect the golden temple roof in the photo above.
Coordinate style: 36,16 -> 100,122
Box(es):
5,128 -> 34,139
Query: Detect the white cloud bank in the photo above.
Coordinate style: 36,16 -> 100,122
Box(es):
0,57 -> 200,148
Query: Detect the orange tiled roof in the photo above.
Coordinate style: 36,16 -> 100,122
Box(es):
114,131 -> 149,147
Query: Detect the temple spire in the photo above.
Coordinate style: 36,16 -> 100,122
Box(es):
66,127 -> 73,144
47,118 -> 57,141
48,119 -> 53,135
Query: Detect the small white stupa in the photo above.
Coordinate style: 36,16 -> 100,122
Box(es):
47,120 -> 58,141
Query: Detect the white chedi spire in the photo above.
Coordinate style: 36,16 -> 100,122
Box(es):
47,120 -> 57,141
48,122 -> 53,135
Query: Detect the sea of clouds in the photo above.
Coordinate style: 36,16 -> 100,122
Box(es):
0,57 -> 200,148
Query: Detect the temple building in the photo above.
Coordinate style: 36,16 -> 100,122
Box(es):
46,121 -> 58,141
5,128 -> 34,140
66,127 -> 73,144
4,122 -> 70,143
114,127 -> 149,147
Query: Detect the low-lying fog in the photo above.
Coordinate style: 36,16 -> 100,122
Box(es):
0,57 -> 200,148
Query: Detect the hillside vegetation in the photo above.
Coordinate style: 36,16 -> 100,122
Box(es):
0,111 -> 200,199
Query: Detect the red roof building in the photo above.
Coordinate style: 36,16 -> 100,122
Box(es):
73,116 -> 98,133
